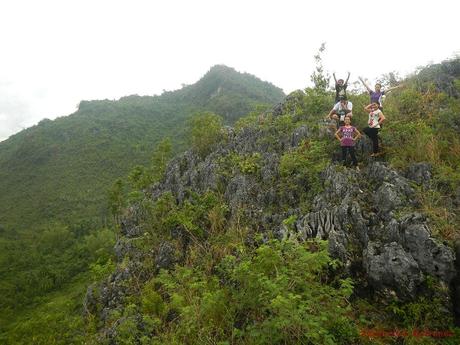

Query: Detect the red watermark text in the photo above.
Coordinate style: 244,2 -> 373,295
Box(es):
360,329 -> 454,338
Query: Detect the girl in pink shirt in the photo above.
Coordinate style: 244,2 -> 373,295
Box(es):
335,115 -> 362,168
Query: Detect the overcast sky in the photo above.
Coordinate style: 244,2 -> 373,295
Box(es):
0,0 -> 458,142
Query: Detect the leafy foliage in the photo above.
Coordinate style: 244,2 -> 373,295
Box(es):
0,224 -> 115,341
91,56 -> 460,345
279,139 -> 330,205
126,137 -> 173,192
3,56 -> 460,345
310,43 -> 330,93
0,66 -> 284,231
0,66 -> 283,343
115,240 -> 358,345
0,273 -> 91,345
228,152 -> 262,175
188,112 -> 224,158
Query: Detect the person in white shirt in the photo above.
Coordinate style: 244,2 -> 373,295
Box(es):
328,96 -> 353,128
363,102 -> 386,156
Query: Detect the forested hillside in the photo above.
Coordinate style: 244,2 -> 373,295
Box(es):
0,65 -> 284,231
82,57 -> 460,345
0,65 -> 284,343
1,57 -> 460,344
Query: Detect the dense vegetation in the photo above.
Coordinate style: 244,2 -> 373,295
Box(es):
80,56 -> 460,344
1,55 -> 460,344
0,65 -> 284,231
0,65 -> 284,343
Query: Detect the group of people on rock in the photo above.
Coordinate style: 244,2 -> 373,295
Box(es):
328,72 -> 402,169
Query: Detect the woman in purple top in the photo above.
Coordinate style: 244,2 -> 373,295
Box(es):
335,115 -> 362,168
359,77 -> 402,110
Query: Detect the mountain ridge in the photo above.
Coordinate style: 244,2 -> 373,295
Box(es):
0,65 -> 285,231
83,70 -> 460,343
1,57 -> 460,344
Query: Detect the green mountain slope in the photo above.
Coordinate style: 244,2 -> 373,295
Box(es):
1,56 -> 459,345
81,57 -> 460,344
0,65 -> 284,231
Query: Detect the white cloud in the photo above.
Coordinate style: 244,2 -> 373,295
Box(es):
0,0 -> 458,141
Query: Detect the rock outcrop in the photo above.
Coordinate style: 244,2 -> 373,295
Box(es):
85,92 -> 458,342
293,162 -> 455,298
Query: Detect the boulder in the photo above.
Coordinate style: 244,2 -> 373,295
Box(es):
363,242 -> 423,298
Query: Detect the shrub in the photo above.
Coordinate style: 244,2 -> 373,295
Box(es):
382,120 -> 440,168
188,112 -> 224,158
140,239 -> 358,345
279,139 -> 330,199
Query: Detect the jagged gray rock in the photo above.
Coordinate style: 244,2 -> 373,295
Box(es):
83,283 -> 99,315
272,90 -> 305,117
363,241 -> 423,297
402,222 -> 455,282
120,206 -> 142,238
293,162 -> 455,298
290,125 -> 309,147
224,174 -> 257,213
373,182 -> 404,215
114,238 -> 133,261
155,241 -> 176,270
149,149 -> 455,303
260,152 -> 279,183
88,93 -> 458,342
328,229 -> 350,264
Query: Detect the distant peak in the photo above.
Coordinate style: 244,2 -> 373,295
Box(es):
205,65 -> 238,77
208,64 -> 235,72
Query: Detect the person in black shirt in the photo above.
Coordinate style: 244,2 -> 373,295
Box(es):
333,72 -> 350,103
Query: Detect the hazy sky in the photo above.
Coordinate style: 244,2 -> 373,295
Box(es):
0,0 -> 458,142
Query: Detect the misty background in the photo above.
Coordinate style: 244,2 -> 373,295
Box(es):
1,0 -> 458,142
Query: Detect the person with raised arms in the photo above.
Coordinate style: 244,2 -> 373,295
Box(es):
333,71 -> 350,103
359,77 -> 402,110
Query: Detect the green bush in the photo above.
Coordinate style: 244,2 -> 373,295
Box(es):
382,120 -> 439,168
229,152 -> 262,175
279,139 -> 330,198
137,239 -> 358,345
188,112 -> 224,158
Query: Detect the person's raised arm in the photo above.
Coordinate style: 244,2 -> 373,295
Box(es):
333,72 -> 338,84
345,71 -> 350,85
385,84 -> 403,93
359,77 -> 372,93
364,103 -> 373,112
